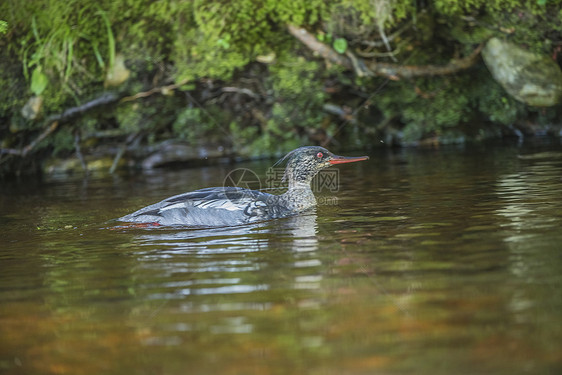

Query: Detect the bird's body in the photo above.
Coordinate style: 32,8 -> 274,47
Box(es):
118,186 -> 303,227
118,146 -> 368,227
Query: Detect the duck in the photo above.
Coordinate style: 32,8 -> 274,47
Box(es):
118,146 -> 368,227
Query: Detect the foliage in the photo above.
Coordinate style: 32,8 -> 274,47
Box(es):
262,57 -> 327,152
432,0 -> 561,16
174,0 -> 328,81
435,0 -> 562,53
333,38 -> 348,54
337,0 -> 414,28
375,65 -> 533,143
473,79 -> 526,125
0,20 -> 7,35
172,106 -> 231,144
30,67 -> 48,96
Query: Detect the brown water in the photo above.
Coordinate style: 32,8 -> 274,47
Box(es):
1,143 -> 562,375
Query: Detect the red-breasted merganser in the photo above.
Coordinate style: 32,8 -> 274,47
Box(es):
118,146 -> 368,227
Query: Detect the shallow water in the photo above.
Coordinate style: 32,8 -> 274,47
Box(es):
1,143 -> 562,375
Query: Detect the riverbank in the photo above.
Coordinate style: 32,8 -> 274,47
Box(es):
1,1 -> 562,177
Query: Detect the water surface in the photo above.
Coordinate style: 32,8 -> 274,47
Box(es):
1,143 -> 561,374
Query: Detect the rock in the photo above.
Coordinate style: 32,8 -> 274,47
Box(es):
482,37 -> 562,107
256,52 -> 276,64
44,156 -> 121,175
21,95 -> 43,120
142,142 -> 227,169
104,53 -> 130,87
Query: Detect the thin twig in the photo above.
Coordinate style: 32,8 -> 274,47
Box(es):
221,87 -> 261,100
74,130 -> 88,172
356,47 -> 401,58
0,148 -> 23,156
120,79 -> 190,103
110,131 -> 140,174
110,145 -> 126,174
360,19 -> 413,48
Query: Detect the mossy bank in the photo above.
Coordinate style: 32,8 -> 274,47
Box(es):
1,0 -> 562,176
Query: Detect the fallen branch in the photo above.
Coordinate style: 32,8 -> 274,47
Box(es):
0,79 -> 196,166
1,92 -> 120,157
53,92 -> 119,122
110,131 -> 141,174
1,121 -> 59,156
287,24 -> 484,80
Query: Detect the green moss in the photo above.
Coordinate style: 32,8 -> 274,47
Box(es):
115,103 -> 145,133
474,81 -> 526,125
374,64 -> 533,143
433,0 -> 538,16
172,0 -> 330,82
263,56 -> 326,150
338,0 -> 415,27
49,128 -> 75,156
435,0 -> 562,54
449,22 -> 494,44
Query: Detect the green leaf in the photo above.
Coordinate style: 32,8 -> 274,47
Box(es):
217,38 -> 230,49
333,38 -> 347,54
0,20 -> 8,35
31,67 -> 48,95
64,36 -> 73,80
96,9 -> 115,69
91,42 -> 105,69
180,83 -> 196,91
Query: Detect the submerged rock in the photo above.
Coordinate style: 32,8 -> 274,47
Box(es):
482,37 -> 562,107
44,156 -> 122,175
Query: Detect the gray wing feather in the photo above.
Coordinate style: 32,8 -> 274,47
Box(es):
118,187 -> 276,226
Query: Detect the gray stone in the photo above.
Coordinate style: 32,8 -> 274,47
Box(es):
142,142 -> 227,169
482,37 -> 562,107
21,95 -> 43,120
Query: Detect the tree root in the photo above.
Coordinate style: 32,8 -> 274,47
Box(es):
287,24 -> 484,80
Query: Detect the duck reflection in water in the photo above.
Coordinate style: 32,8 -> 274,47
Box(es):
127,213 -> 321,301
131,211 -> 319,255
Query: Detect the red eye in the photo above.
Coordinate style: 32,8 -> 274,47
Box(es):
316,152 -> 323,158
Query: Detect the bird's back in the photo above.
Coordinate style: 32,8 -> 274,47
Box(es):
118,187 -> 291,227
